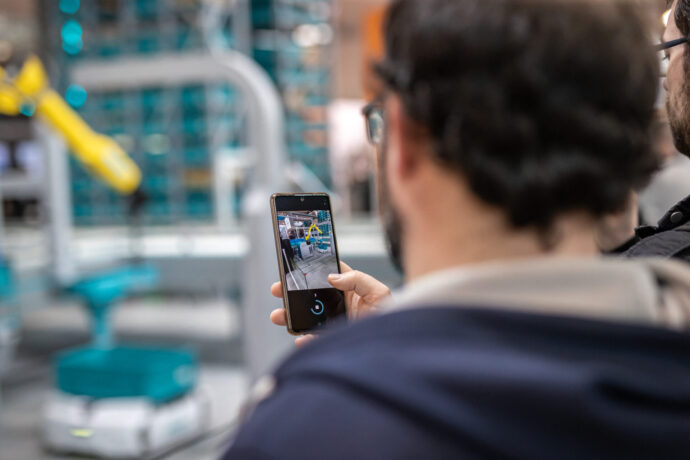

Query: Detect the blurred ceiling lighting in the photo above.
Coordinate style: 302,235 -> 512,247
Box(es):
663,8 -> 672,27
61,19 -> 83,55
292,24 -> 333,48
65,84 -> 88,108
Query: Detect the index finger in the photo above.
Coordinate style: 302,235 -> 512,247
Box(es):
274,263 -> 350,291
271,282 -> 283,298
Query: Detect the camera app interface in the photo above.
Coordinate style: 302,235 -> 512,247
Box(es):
277,210 -> 339,291
274,198 -> 346,333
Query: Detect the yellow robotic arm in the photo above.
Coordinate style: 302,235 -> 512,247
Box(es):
305,223 -> 323,242
0,55 -> 141,194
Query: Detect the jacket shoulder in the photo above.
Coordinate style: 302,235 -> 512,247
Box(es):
625,224 -> 690,259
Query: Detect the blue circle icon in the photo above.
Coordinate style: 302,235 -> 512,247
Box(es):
311,300 -> 325,316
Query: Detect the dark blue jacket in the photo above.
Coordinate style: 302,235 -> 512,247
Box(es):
224,307 -> 690,460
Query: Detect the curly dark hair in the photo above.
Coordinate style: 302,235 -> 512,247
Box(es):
673,0 -> 690,35
376,0 -> 660,231
672,0 -> 690,72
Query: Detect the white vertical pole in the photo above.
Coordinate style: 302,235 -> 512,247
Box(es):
36,122 -> 77,287
209,52 -> 293,381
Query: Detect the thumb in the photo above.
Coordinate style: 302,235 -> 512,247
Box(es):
328,270 -> 390,301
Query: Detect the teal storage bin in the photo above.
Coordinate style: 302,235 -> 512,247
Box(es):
56,346 -> 198,404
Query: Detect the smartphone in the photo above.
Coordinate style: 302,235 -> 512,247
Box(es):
270,193 -> 346,334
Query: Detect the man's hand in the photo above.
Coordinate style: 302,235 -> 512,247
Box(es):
269,262 -> 392,346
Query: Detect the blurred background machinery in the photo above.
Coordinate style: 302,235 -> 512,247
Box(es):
0,50 -> 212,457
41,0 -> 335,226
0,0 -> 397,458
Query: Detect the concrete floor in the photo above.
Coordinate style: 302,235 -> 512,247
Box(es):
286,253 -> 338,291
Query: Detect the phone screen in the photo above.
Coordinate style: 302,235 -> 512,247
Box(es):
272,194 -> 346,333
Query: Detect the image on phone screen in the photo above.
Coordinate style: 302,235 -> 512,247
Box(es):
277,210 -> 338,291
272,194 -> 346,333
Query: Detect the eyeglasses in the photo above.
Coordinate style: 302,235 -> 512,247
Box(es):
656,36 -> 689,52
362,100 -> 384,147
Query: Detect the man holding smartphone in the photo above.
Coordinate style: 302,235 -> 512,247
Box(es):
224,0 -> 690,458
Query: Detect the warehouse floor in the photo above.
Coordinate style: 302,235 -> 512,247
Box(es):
286,252 -> 338,291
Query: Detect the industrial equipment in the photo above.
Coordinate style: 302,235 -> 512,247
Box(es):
43,266 -> 209,458
0,255 -> 11,300
0,55 -> 141,194
0,56 -> 207,458
0,256 -> 16,379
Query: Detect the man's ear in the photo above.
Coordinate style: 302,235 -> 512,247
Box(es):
387,95 -> 425,179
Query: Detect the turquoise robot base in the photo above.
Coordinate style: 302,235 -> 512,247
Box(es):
56,345 -> 198,404
45,264 -> 208,458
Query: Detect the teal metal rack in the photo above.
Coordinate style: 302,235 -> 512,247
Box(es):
43,0 -> 334,226
251,0 -> 334,188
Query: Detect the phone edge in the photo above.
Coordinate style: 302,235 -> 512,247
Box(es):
270,192 -> 344,335
270,193 -> 299,336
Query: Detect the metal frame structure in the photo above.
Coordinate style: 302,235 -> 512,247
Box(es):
68,46 -> 294,379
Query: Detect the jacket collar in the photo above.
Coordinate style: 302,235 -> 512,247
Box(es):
636,193 -> 690,239
384,257 -> 690,330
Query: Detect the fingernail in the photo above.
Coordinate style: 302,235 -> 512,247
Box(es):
328,274 -> 342,281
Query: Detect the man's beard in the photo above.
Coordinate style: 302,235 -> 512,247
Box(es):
667,76 -> 690,156
378,139 -> 405,275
